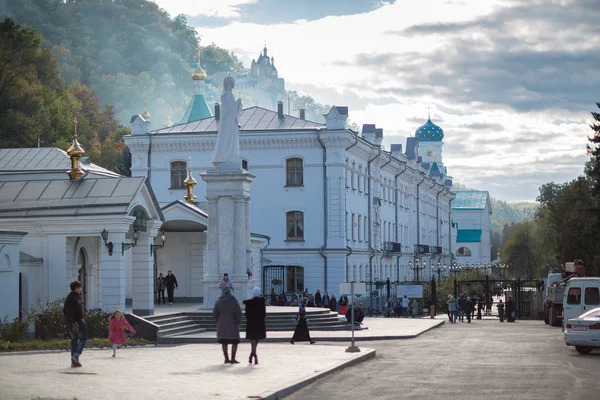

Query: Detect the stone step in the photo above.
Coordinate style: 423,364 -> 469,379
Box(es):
160,325 -> 208,336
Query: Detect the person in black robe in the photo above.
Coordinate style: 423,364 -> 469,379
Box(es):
505,296 -> 515,322
329,294 -> 337,312
464,297 -> 474,323
243,287 -> 266,364
290,299 -> 316,344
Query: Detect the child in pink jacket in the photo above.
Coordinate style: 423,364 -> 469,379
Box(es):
108,310 -> 136,357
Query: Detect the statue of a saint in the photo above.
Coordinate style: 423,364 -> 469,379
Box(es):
211,75 -> 243,168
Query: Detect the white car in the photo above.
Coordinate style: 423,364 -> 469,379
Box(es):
563,306 -> 600,354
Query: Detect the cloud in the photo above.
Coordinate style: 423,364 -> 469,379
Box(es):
152,0 -> 598,201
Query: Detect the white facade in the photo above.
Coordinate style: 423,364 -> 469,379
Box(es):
0,230 -> 27,320
124,105 -> 457,301
450,191 -> 493,268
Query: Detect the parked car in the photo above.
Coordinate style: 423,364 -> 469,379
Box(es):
563,306 -> 600,354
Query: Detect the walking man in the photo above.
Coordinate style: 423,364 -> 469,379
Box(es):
164,270 -> 178,305
63,280 -> 87,367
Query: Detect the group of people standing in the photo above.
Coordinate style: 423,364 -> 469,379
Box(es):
269,288 -> 339,312
155,270 -> 178,305
446,294 -> 517,323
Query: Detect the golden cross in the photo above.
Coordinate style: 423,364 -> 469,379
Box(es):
73,117 -> 78,138
426,104 -> 432,119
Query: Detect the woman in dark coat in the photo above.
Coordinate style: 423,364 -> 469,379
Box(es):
329,294 -> 337,312
243,287 -> 266,364
213,287 -> 242,364
290,298 -> 316,345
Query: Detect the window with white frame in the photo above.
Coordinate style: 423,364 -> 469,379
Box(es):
345,159 -> 350,187
345,211 -> 349,240
351,161 -> 356,189
364,174 -> 369,194
352,213 -> 356,240
358,165 -> 363,192
286,211 -> 304,240
364,216 -> 368,243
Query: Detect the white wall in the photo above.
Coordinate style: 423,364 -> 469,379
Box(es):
0,231 -> 27,320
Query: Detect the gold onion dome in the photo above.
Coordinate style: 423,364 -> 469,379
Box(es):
184,167 -> 197,186
67,134 -> 85,156
183,158 -> 197,203
192,64 -> 207,81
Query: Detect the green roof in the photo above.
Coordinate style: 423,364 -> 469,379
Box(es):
181,94 -> 212,123
456,229 -> 482,243
452,190 -> 489,210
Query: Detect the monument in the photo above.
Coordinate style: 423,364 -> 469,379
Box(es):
201,76 -> 255,308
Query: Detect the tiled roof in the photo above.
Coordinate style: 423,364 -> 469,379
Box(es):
0,148 -> 121,177
151,106 -> 324,134
452,191 -> 489,210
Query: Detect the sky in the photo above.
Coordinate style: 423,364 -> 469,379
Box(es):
152,0 -> 600,202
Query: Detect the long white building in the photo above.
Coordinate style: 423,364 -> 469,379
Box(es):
124,99 -> 462,300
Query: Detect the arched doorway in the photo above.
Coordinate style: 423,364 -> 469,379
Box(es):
77,248 -> 87,309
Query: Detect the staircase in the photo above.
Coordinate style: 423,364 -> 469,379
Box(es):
144,309 -> 351,343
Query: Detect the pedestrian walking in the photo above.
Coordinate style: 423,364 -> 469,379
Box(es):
497,299 -> 505,322
447,295 -> 457,323
464,297 -> 474,323
63,280 -> 87,368
108,310 -> 136,357
290,298 -> 316,345
213,287 -> 242,364
155,272 -> 166,304
411,299 -> 420,318
270,288 -> 277,306
243,287 -> 266,365
163,270 -> 178,305
401,295 -> 409,318
506,296 -> 515,322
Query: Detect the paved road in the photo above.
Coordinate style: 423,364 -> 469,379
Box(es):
284,320 -> 600,400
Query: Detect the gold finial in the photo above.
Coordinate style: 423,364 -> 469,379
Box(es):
165,105 -> 173,128
142,95 -> 151,120
183,156 -> 197,203
192,44 -> 207,81
67,117 -> 85,181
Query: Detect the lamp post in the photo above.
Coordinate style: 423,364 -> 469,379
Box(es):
449,262 -> 461,277
408,258 -> 425,283
150,230 -> 167,256
432,261 -> 442,281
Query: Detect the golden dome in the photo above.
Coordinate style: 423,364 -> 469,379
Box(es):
192,65 -> 207,81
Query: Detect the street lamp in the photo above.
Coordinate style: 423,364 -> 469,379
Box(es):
449,263 -> 461,277
409,258 -> 425,283
432,261 -> 442,281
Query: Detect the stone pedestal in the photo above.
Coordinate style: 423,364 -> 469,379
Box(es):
201,168 -> 254,309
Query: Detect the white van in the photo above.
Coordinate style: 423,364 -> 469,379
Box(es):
563,278 -> 600,325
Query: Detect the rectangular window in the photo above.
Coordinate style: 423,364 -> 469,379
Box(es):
170,161 -> 187,189
584,287 -> 599,305
286,211 -> 304,240
285,266 -> 304,294
567,287 -> 581,305
286,158 -> 303,186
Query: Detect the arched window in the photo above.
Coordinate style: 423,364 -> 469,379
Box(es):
364,173 -> 369,194
353,265 -> 357,281
170,161 -> 187,189
345,211 -> 349,241
359,265 -> 363,282
364,216 -> 368,243
242,159 -> 248,171
351,213 -> 356,240
286,211 -> 304,240
383,221 -> 387,242
457,247 -> 472,256
286,158 -> 303,186
357,214 -> 362,241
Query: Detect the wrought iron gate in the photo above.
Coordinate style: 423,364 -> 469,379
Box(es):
454,277 -> 544,320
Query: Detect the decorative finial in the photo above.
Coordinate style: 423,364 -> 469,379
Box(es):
142,95 -> 151,120
183,156 -> 197,203
67,116 -> 85,181
426,104 -> 432,120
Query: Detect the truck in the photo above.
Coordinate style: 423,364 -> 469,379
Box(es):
544,260 -> 585,327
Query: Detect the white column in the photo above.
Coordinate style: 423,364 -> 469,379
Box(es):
131,224 -> 160,316
201,170 -> 255,308
99,232 -> 126,313
45,235 -> 68,302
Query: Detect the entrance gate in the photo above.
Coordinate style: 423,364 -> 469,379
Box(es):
454,277 -> 544,320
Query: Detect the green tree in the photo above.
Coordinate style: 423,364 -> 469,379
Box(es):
501,221 -> 546,279
585,102 -> 600,196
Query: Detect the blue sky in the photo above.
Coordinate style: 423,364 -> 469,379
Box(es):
152,0 -> 600,202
